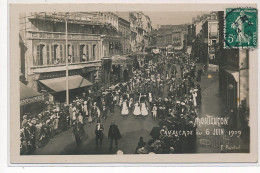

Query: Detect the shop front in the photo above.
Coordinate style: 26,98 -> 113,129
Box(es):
109,55 -> 133,85
219,67 -> 239,128
131,51 -> 148,69
20,82 -> 44,119
39,74 -> 93,102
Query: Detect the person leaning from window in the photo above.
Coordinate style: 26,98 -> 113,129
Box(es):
82,54 -> 87,62
68,55 -> 72,63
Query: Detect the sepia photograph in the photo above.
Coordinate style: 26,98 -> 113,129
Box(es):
9,3 -> 258,164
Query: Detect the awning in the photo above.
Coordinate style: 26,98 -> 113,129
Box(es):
20,82 -> 43,106
225,69 -> 239,83
39,75 -> 92,92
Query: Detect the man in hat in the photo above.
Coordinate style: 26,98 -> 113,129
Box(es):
108,121 -> 122,150
73,119 -> 82,146
95,120 -> 104,146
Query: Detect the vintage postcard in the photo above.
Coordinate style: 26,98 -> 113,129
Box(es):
9,3 -> 258,164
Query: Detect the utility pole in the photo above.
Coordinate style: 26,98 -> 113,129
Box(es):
65,13 -> 69,105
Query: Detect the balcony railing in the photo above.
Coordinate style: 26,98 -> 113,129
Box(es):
29,58 -> 101,74
27,30 -> 101,40
29,12 -> 104,26
33,56 -> 100,67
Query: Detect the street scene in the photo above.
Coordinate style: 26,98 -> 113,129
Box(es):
19,11 -> 251,155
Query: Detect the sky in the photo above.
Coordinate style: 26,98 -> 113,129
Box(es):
143,11 -> 209,28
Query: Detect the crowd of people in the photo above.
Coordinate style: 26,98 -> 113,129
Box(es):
20,51 -> 205,155
114,52 -> 204,154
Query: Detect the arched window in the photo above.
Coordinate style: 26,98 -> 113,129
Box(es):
86,45 -> 89,61
36,44 -> 45,66
60,44 -> 63,63
92,44 -> 96,60
46,45 -> 50,64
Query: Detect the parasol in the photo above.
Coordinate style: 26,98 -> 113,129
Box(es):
150,127 -> 161,140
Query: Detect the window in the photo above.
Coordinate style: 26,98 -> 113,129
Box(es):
79,44 -> 85,62
92,44 -> 96,60
72,45 -> 75,61
51,45 -> 58,64
67,45 -> 71,56
212,39 -> 217,45
86,45 -> 89,61
51,45 -> 54,64
36,44 -> 44,66
46,45 -> 50,64
60,44 -> 63,62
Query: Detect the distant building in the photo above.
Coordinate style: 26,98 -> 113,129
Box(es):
154,24 -> 188,51
202,12 -> 219,63
191,12 -> 219,64
117,12 -> 152,52
118,17 -> 131,54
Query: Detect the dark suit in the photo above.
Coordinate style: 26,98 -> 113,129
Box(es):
73,123 -> 81,146
95,124 -> 104,145
108,124 -> 121,149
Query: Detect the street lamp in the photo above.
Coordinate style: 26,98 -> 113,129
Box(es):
65,12 -> 69,105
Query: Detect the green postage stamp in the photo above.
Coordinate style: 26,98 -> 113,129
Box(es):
225,8 -> 257,49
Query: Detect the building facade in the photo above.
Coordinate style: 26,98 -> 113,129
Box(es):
128,12 -> 152,52
118,17 -> 131,54
154,24 -> 188,51
19,12 -> 126,102
192,12 -> 219,64
201,12 -> 219,64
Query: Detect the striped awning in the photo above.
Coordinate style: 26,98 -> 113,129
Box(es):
20,82 -> 43,105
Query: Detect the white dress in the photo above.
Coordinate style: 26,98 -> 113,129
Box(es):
192,92 -> 197,107
148,93 -> 153,102
83,104 -> 88,116
133,102 -> 141,116
121,101 -> 129,115
152,106 -> 157,117
141,102 -> 148,116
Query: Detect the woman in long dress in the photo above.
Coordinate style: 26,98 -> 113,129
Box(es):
148,92 -> 153,103
141,101 -> 149,117
121,100 -> 129,119
83,101 -> 88,117
133,102 -> 141,118
192,91 -> 197,107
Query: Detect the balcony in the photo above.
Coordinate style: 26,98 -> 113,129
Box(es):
28,12 -> 104,26
29,59 -> 101,75
27,30 -> 101,41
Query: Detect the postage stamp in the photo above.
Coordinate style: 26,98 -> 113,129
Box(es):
224,8 -> 258,49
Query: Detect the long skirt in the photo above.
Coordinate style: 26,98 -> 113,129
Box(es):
141,103 -> 148,116
133,104 -> 141,116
